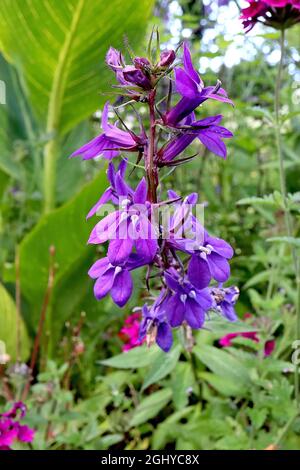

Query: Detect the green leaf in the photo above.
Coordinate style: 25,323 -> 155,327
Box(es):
0,283 -> 30,361
199,371 -> 245,396
142,344 -> 181,390
19,171 -> 107,338
100,344 -> 161,369
266,236 -> 300,248
129,388 -> 172,427
205,315 -> 257,336
171,362 -> 196,410
193,344 -> 251,394
0,0 -> 154,135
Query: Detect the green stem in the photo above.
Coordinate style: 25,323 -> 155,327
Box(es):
274,29 -> 300,410
43,137 -> 58,213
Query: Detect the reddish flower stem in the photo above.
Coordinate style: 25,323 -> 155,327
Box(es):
146,89 -> 158,203
22,246 -> 56,401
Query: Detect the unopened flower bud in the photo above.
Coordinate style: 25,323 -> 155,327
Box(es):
133,57 -> 151,70
158,50 -> 176,68
122,66 -> 152,90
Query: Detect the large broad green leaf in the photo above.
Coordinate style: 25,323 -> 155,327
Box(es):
0,54 -> 26,179
0,0 -> 154,136
19,171 -> 107,340
0,283 -> 30,361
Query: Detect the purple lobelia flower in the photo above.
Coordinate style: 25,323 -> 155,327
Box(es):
140,293 -> 173,352
165,43 -> 233,126
88,254 -> 147,307
210,284 -> 240,321
160,113 -> 233,161
70,102 -> 145,160
88,175 -> 158,265
163,271 -> 212,329
186,232 -> 234,290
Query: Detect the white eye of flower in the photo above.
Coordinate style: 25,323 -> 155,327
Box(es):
131,214 -> 139,227
189,290 -> 196,299
180,294 -> 187,303
200,252 -> 207,260
114,266 -> 122,275
121,198 -> 131,208
199,245 -> 212,255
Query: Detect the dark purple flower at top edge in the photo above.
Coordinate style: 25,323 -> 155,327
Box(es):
139,293 -> 173,352
160,113 -> 233,161
165,43 -> 233,126
0,402 -> 35,449
163,270 -> 212,329
210,284 -> 239,321
70,102 -> 145,161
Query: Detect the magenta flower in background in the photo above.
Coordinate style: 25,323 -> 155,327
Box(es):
0,402 -> 35,450
119,313 -> 145,351
219,313 -> 276,357
241,0 -> 300,31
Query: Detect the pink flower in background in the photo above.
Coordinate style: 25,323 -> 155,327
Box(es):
0,402 -> 35,450
119,313 -> 145,352
241,0 -> 300,31
219,314 -> 275,357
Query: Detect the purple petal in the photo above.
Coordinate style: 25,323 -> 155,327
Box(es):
185,299 -> 205,329
111,269 -> 133,307
188,255 -> 211,289
88,211 -> 120,244
108,236 -> 134,265
193,115 -> 223,127
86,188 -> 112,219
221,302 -> 237,322
164,272 -> 181,292
207,253 -> 230,283
94,268 -> 115,300
156,322 -> 173,352
174,68 -> 199,99
206,235 -> 234,258
134,177 -> 147,204
195,288 -> 213,311
166,294 -> 185,327
163,134 -> 195,162
88,257 -> 110,279
183,42 -> 202,86
198,131 -> 227,159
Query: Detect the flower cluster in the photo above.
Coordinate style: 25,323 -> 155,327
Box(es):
0,402 -> 35,450
71,37 -> 238,352
240,0 -> 300,31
